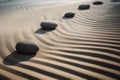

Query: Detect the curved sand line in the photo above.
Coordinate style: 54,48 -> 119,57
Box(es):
0,0 -> 120,80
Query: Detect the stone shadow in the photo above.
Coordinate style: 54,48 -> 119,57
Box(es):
35,28 -> 53,34
3,51 -> 36,65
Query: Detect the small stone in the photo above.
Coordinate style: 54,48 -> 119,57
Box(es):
16,40 -> 39,54
64,12 -> 75,18
93,1 -> 103,5
78,4 -> 90,10
40,20 -> 58,30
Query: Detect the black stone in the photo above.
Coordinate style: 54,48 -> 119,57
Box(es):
16,40 -> 39,54
40,20 -> 58,30
93,1 -> 103,5
64,12 -> 75,18
78,4 -> 90,10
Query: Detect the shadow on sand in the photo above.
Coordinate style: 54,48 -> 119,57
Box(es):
62,16 -> 74,19
35,28 -> 53,34
3,51 -> 36,65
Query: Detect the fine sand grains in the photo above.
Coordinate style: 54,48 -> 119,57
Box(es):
0,0 -> 120,80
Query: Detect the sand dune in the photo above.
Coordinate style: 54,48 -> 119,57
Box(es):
0,0 -> 120,80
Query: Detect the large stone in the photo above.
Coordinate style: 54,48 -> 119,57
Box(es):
93,1 -> 103,5
64,12 -> 75,18
16,40 -> 39,54
78,4 -> 90,10
40,20 -> 58,30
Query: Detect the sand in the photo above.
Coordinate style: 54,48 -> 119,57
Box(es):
0,0 -> 120,80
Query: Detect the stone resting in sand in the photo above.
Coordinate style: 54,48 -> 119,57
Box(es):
78,4 -> 90,10
64,12 -> 75,18
93,1 -> 103,5
40,20 -> 58,30
16,40 -> 39,54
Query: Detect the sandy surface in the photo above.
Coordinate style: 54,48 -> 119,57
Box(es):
0,0 -> 120,80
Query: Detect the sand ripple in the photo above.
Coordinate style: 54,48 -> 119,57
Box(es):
0,0 -> 120,80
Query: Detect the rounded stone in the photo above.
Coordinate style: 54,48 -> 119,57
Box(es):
16,40 -> 39,54
93,1 -> 103,5
40,20 -> 58,30
64,12 -> 75,18
78,4 -> 90,10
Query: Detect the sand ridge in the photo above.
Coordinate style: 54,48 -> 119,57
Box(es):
0,0 -> 120,80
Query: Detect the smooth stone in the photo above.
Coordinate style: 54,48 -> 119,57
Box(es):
64,12 -> 75,18
40,20 -> 58,30
78,4 -> 90,10
16,40 -> 39,54
93,1 -> 103,5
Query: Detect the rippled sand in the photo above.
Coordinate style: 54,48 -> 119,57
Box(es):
0,0 -> 120,80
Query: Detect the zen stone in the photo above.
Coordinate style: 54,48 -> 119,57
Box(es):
78,5 -> 90,10
93,1 -> 103,5
40,20 -> 58,30
16,40 -> 39,54
64,12 -> 75,18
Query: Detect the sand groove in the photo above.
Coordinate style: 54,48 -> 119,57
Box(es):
0,0 -> 120,80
